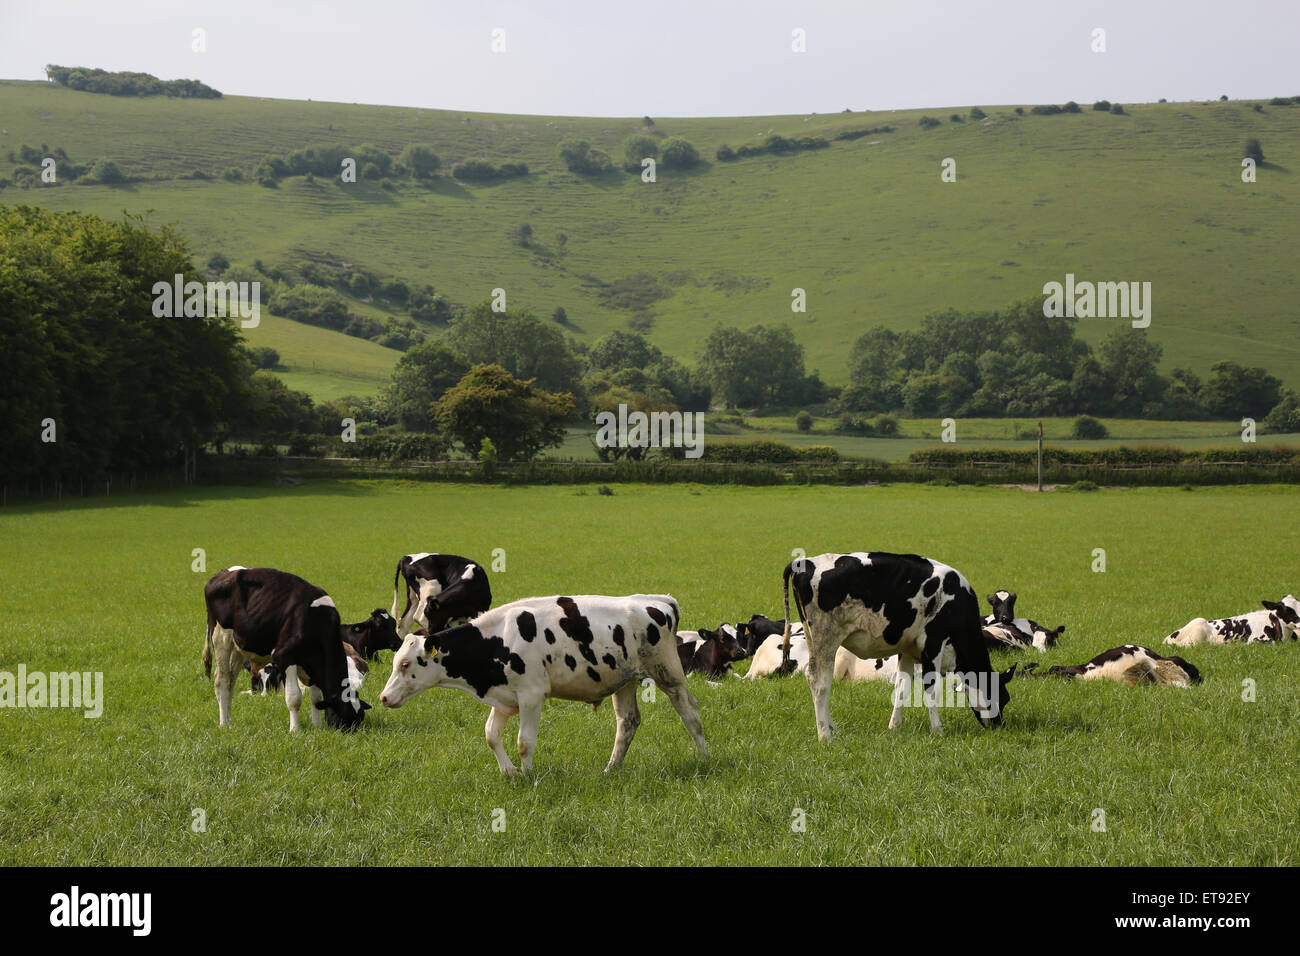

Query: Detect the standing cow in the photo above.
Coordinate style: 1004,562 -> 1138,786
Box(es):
391,552 -> 493,637
781,552 -> 1014,738
203,567 -> 378,731
380,594 -> 708,775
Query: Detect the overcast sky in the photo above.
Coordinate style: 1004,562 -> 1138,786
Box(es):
1,0 -> 1294,117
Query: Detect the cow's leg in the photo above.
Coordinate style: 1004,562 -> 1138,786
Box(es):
920,661 -> 943,734
397,585 -> 420,637
889,654 -> 918,730
284,665 -> 302,732
515,696 -> 543,774
307,682 -> 324,728
211,627 -> 236,727
660,679 -> 709,757
485,707 -> 518,776
604,682 -> 642,771
805,631 -> 840,741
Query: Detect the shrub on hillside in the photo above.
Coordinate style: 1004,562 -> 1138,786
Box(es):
1072,415 -> 1109,439
1245,138 -> 1264,163
919,116 -> 942,128
970,107 -> 987,119
795,410 -> 813,432
1093,100 -> 1112,111
558,140 -> 613,175
659,137 -> 701,169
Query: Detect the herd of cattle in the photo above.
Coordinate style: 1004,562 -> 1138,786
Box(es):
201,551 -> 1300,775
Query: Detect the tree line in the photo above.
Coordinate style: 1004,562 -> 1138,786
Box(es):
45,65 -> 221,99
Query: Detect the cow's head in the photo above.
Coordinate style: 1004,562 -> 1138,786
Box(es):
315,691 -> 370,730
699,626 -> 748,669
251,661 -> 285,693
962,662 -> 1015,727
380,630 -> 444,709
1033,624 -> 1066,650
1262,596 -> 1300,639
985,590 -> 1017,624
349,609 -> 401,659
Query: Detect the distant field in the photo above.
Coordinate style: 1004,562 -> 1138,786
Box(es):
552,416 -> 1300,462
251,310 -> 398,401
1,480 -> 1297,865
5,80 -> 1300,389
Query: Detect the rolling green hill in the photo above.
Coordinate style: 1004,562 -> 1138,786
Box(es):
4,79 -> 1300,399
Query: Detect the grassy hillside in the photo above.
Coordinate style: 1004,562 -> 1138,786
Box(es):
5,79 -> 1300,394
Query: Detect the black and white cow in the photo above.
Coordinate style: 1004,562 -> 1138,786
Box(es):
676,625 -> 748,678
984,590 -> 1065,650
1025,645 -> 1202,687
781,552 -> 1014,738
1163,595 -> 1300,646
380,595 -> 709,775
736,614 -> 788,657
203,567 -> 373,730
391,552 -> 493,637
745,627 -> 900,683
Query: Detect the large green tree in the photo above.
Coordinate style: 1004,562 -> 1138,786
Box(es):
432,364 -> 574,461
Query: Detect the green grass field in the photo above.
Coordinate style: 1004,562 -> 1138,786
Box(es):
1,480 -> 1297,865
5,79 -> 1300,391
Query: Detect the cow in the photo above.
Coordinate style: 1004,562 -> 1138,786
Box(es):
745,629 -> 902,682
736,614 -> 788,657
202,567 -> 373,731
391,552 -> 493,638
1024,646 -> 1202,687
781,552 -> 1014,738
380,594 -> 709,775
343,609 -> 401,660
984,590 -> 1065,650
676,625 -> 748,678
1163,596 -> 1300,646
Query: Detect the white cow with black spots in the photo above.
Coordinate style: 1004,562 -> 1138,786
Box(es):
381,594 -> 708,775
1164,595 -> 1300,646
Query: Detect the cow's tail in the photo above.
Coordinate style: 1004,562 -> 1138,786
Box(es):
390,560 -> 402,619
781,563 -> 796,670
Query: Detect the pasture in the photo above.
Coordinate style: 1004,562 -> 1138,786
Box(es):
1,480 -> 1297,865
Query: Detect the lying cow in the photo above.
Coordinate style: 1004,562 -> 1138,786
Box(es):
203,567 -> 374,730
744,628 -> 898,683
676,625 -> 747,678
392,552 -> 493,637
736,614 -> 788,657
984,590 -> 1065,650
381,594 -> 709,775
1163,596 -> 1300,646
1023,646 -> 1202,687
781,552 -> 1014,737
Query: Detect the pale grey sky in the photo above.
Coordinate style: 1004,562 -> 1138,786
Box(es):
1,0 -> 1295,116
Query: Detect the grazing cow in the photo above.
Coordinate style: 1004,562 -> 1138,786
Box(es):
342,609 -> 401,660
380,595 -> 709,775
781,552 -> 1014,738
745,629 -> 900,683
984,590 -> 1065,650
1163,596 -> 1300,646
244,659 -> 284,695
676,625 -> 748,678
1024,646 -> 1202,687
392,552 -> 493,637
203,567 -> 373,731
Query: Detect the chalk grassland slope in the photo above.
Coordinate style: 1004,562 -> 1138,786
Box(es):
4,80 -> 1300,386
0,481 -> 1296,865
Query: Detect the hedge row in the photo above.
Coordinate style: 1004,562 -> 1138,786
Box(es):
700,440 -> 840,463
907,444 -> 1300,466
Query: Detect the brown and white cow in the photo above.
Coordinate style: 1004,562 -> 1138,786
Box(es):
381,594 -> 708,775
1024,645 -> 1202,687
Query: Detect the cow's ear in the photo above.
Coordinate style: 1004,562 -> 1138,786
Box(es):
360,700 -> 372,711
1262,600 -> 1281,612
1001,663 -> 1018,683
422,634 -> 440,657
985,594 -> 995,606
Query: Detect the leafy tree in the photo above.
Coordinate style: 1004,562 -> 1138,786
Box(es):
658,137 -> 700,169
447,301 -> 584,397
1245,138 -> 1264,163
400,144 -> 442,179
623,135 -> 659,168
558,139 -> 613,175
1202,361 -> 1282,419
433,364 -> 574,460
1099,328 -> 1165,416
384,341 -> 470,431
1072,415 -> 1108,439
